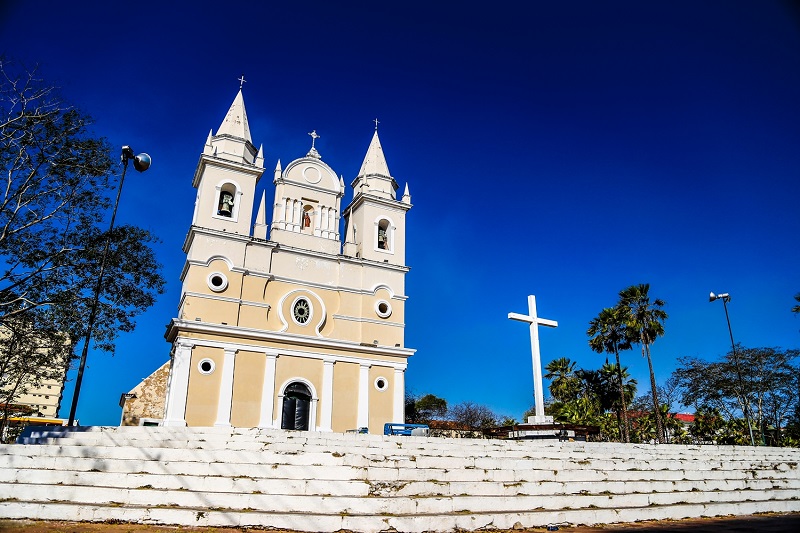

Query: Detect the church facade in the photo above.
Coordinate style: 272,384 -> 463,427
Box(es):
160,90 -> 414,434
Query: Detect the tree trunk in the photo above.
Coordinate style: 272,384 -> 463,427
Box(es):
614,349 -> 629,443
644,342 -> 665,443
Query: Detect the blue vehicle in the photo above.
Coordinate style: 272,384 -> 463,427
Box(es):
384,423 -> 429,436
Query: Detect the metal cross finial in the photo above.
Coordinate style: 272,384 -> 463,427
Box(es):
374,118 -> 380,131
238,75 -> 246,89
308,130 -> 320,148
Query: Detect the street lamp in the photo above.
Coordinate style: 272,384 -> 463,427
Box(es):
67,147 -> 151,427
709,291 -> 756,446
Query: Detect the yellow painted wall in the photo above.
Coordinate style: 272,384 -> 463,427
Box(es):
368,365 -> 394,434
230,350 -> 265,427
331,362 -> 359,432
185,346 -> 222,426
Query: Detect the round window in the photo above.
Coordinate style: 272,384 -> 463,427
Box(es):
375,299 -> 392,318
293,298 -> 311,325
207,272 -> 229,292
198,358 -> 215,375
374,377 -> 388,391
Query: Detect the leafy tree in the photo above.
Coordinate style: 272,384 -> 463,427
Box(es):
673,346 -> 799,446
0,59 -> 112,323
405,393 -> 447,424
0,59 -> 165,420
618,284 -> 668,443
588,307 -> 635,442
793,293 -> 800,315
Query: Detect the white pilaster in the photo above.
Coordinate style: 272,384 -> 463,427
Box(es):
357,363 -> 371,429
163,339 -> 192,427
214,349 -> 237,427
393,367 -> 405,423
320,360 -> 334,431
258,354 -> 278,428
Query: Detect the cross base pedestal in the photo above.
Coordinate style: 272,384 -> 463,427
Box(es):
527,415 -> 554,424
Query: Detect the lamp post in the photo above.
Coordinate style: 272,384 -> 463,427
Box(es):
709,291 -> 756,446
67,147 -> 151,427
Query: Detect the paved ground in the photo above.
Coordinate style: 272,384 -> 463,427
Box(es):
2,514 -> 800,533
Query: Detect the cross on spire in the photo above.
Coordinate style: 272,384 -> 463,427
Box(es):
373,118 -> 380,131
238,75 -> 246,89
509,295 -> 558,424
308,130 -> 320,149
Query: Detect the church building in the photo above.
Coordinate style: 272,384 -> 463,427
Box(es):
157,89 -> 414,433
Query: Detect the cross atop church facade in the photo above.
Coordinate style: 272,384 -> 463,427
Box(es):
508,295 -> 558,424
308,130 -> 320,149
374,118 -> 380,131
238,75 -> 246,89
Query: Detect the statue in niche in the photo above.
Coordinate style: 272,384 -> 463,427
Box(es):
303,212 -> 311,228
218,191 -> 234,217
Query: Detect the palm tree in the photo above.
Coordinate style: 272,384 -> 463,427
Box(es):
544,357 -> 579,403
598,362 -> 637,442
793,293 -> 800,314
618,283 -> 668,443
588,307 -> 635,442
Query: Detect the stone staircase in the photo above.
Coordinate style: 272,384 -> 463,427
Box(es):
1,426 -> 799,532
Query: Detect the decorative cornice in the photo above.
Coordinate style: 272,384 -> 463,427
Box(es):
166,319 -> 415,360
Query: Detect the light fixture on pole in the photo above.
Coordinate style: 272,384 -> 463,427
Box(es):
709,291 -> 756,446
67,147 -> 151,427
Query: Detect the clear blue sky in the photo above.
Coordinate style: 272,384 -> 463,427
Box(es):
2,1 -> 798,425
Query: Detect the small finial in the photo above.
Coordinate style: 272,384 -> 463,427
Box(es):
373,118 -> 380,131
238,75 -> 246,89
308,130 -> 320,149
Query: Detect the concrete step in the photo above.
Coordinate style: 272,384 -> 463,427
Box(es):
0,497 -> 797,532
19,427 -> 798,461
6,442 -> 795,474
4,426 -> 800,532
1,466 -> 796,497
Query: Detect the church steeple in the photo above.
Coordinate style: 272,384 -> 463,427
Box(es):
216,89 -> 252,142
191,87 -> 264,235
202,89 -> 258,166
351,129 -> 398,201
342,126 -> 411,264
357,130 -> 391,178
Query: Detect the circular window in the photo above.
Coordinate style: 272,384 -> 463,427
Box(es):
374,377 -> 388,391
375,299 -> 392,318
207,272 -> 229,292
292,298 -> 312,325
198,358 -> 215,375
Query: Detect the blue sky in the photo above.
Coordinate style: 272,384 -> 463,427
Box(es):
1,1 -> 799,425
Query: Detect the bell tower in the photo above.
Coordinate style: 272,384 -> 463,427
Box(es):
343,129 -> 412,265
191,89 -> 265,235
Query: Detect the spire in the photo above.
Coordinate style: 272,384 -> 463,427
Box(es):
255,144 -> 264,169
253,191 -> 268,239
273,159 -> 282,183
216,89 -> 252,142
357,130 -> 390,178
402,182 -> 411,204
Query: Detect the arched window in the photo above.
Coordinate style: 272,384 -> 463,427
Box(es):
281,381 -> 312,430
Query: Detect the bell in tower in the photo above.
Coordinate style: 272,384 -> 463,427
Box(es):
218,191 -> 234,217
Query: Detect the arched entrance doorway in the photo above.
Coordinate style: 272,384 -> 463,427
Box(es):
281,381 -> 312,430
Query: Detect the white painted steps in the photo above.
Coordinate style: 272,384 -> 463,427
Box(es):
1,426 -> 799,532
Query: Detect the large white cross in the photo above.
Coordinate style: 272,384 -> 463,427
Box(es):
508,295 -> 558,423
